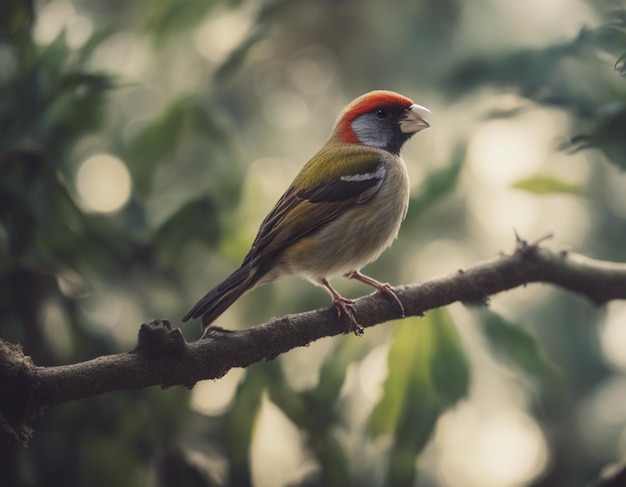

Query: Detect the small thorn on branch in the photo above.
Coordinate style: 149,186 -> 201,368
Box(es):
513,228 -> 524,246
512,231 -> 554,257
531,232 -> 554,246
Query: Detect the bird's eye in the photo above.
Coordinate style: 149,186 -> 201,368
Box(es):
374,108 -> 387,119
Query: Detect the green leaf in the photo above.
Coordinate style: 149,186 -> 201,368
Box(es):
0,0 -> 34,39
153,196 -> 221,266
443,16 -> 626,171
478,309 -> 559,381
570,105 -> 626,171
126,96 -> 224,194
615,53 -> 626,77
430,309 -> 470,403
215,30 -> 264,81
512,173 -> 581,195
313,336 -> 368,406
387,389 -> 440,487
145,0 -> 218,41
264,355 -> 352,487
406,145 -> 464,223
223,366 -> 266,487
126,97 -> 196,193
312,434 -> 351,487
370,310 -> 469,487
74,28 -> 115,66
264,358 -> 352,487
370,310 -> 468,437
369,318 -> 427,437
0,180 -> 37,258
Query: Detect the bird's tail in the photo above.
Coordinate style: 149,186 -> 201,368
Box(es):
182,265 -> 260,331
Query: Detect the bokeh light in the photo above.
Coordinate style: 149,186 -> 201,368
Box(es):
90,33 -> 152,78
239,157 -> 301,240
463,106 -> 592,252
359,344 -> 389,401
437,405 -> 550,487
34,0 -> 75,45
261,89 -> 310,130
599,302 -> 626,371
578,377 -> 626,458
474,410 -> 549,485
605,163 -> 626,219
286,47 -> 336,95
467,118 -> 546,187
33,0 -> 93,49
76,154 -> 132,214
250,395 -> 313,487
190,369 -> 246,415
42,299 -> 73,359
193,7 -> 254,63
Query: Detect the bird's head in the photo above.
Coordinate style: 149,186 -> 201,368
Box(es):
332,90 -> 430,155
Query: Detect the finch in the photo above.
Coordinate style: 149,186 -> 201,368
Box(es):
183,90 -> 430,336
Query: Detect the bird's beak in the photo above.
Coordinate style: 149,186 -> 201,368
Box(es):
398,104 -> 431,134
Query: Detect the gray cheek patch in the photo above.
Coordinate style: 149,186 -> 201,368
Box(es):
351,114 -> 391,149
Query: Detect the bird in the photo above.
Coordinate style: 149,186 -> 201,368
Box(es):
183,90 -> 430,337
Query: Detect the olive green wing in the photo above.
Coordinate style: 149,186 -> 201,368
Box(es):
242,145 -> 388,268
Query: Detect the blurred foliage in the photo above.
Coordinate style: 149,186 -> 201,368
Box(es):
405,144 -> 465,225
1,0 -> 626,486
145,0 -> 219,40
370,311 -> 468,486
477,309 -> 561,383
126,95 -> 234,195
446,9 -> 626,171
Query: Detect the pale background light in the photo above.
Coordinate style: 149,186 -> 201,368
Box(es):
578,377 -> 626,458
359,344 -> 389,401
76,153 -> 132,213
250,394 -> 314,487
33,0 -> 93,49
286,48 -> 336,95
42,299 -> 73,359
193,6 -> 255,63
437,405 -> 550,487
599,302 -> 626,371
34,0 -> 75,45
79,292 -> 143,348
474,410 -> 549,486
190,369 -> 246,416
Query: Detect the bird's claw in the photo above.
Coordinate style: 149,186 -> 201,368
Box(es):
332,297 -> 364,336
201,325 -> 234,339
344,271 -> 405,318
378,283 -> 406,317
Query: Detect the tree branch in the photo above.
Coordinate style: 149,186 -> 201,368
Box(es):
2,240 -> 626,447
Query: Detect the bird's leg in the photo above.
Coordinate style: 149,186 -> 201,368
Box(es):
201,315 -> 234,338
201,324 -> 234,339
344,270 -> 405,317
320,278 -> 364,336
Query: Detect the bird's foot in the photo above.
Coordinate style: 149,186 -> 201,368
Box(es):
332,296 -> 364,336
201,324 -> 234,339
321,278 -> 364,336
376,283 -> 405,317
345,271 -> 405,317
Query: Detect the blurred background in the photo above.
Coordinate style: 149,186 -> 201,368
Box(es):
1,0 -> 626,486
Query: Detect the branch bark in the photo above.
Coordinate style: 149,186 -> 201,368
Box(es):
2,240 -> 626,447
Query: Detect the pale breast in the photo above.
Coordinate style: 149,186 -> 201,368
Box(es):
276,153 -> 410,282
